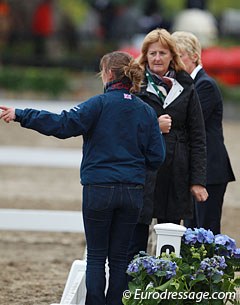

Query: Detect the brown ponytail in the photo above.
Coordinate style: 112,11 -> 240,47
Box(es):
100,51 -> 144,93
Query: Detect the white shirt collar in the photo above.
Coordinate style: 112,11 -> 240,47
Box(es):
190,65 -> 202,80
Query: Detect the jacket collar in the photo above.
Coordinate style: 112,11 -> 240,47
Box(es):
145,75 -> 183,109
162,79 -> 184,109
190,65 -> 203,80
140,70 -> 193,108
104,78 -> 131,93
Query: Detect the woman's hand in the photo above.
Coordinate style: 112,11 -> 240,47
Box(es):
158,114 -> 172,133
0,106 -> 16,123
190,185 -> 208,202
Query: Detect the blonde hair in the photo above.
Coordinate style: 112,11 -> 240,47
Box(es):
172,31 -> 202,65
138,28 -> 185,72
100,51 -> 144,93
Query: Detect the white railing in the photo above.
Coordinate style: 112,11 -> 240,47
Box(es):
0,209 -> 84,232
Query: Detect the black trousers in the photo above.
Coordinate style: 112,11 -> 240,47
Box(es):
184,183 -> 227,235
127,223 -> 149,263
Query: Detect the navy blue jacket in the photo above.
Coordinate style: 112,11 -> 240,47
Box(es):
15,84 -> 165,185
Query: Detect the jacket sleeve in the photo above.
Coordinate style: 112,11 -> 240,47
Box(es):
145,109 -> 166,170
187,87 -> 207,186
14,97 -> 102,139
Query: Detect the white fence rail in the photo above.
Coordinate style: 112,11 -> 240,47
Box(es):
0,146 -> 82,168
0,209 -> 84,232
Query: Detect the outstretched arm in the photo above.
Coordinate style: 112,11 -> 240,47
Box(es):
1,97 -> 102,139
0,106 -> 16,123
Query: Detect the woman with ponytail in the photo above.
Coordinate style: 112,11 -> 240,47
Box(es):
0,51 -> 165,305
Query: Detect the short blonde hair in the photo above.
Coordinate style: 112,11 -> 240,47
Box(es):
138,28 -> 185,72
172,31 -> 202,65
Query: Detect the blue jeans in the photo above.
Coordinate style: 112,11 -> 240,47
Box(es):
82,184 -> 143,305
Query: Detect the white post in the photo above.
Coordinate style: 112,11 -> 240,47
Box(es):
154,223 -> 186,257
60,260 -> 87,305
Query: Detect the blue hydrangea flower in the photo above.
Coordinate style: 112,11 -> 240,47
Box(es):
198,256 -> 227,277
215,234 -> 236,254
127,261 -> 140,273
127,255 -> 177,279
183,228 -> 198,244
233,248 -> 240,259
142,257 -> 157,275
196,228 -> 215,244
183,228 -> 214,245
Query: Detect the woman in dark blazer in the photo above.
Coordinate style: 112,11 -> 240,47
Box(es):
128,28 -> 208,260
172,31 -> 235,234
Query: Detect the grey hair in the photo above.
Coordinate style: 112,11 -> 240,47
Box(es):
172,31 -> 202,65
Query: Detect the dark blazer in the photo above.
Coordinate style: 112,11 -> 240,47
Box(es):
194,68 -> 235,184
137,70 -> 207,222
